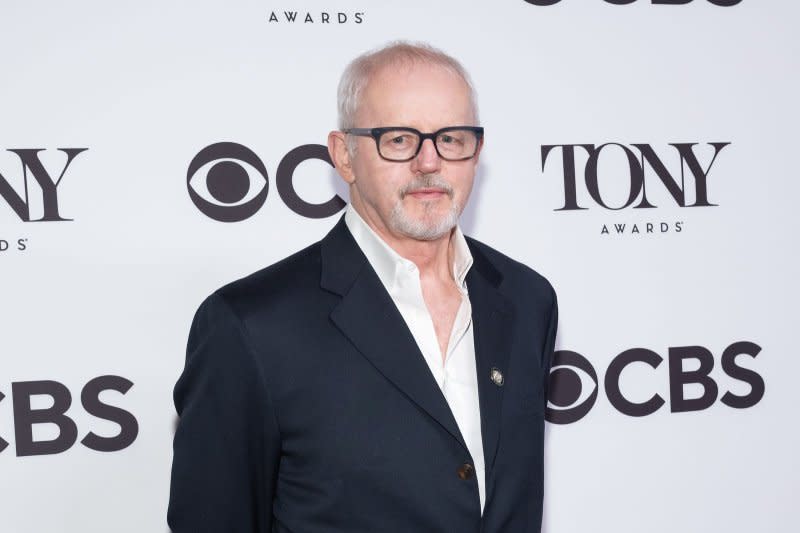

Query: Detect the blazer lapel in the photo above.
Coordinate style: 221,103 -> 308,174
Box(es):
321,218 -> 469,453
465,240 -> 514,474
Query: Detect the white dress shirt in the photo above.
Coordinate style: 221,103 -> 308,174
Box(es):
344,205 -> 486,514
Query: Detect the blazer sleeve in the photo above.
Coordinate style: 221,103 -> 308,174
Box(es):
540,285 -> 558,411
168,293 -> 280,533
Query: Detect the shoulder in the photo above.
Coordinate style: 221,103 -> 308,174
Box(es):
465,236 -> 556,307
195,240 -> 326,325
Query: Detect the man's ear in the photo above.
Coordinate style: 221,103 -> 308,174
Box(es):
328,131 -> 356,184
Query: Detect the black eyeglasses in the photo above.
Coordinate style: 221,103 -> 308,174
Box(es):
342,126 -> 484,162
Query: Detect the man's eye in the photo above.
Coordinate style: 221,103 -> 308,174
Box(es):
439,134 -> 462,145
389,135 -> 410,145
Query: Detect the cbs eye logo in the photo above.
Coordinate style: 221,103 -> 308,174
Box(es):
545,341 -> 764,424
187,141 -> 346,222
546,350 -> 599,424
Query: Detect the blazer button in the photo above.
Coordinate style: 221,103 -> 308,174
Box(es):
457,463 -> 475,480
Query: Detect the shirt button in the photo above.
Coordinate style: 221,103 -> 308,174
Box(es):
457,462 -> 475,480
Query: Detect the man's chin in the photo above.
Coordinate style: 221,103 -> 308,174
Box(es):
391,214 -> 458,241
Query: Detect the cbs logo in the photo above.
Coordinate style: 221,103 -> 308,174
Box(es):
187,142 -> 346,222
0,376 -> 137,456
546,341 -> 764,424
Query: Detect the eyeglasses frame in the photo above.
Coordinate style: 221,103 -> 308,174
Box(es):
342,126 -> 484,162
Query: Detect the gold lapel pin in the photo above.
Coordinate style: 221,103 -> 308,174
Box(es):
490,367 -> 504,387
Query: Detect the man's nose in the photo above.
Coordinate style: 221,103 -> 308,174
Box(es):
412,138 -> 442,174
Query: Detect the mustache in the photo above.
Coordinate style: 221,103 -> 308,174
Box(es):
400,175 -> 454,198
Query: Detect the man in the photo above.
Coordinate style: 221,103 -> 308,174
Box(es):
168,41 -> 557,533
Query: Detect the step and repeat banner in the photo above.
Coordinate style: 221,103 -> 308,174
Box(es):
1,1 -> 797,531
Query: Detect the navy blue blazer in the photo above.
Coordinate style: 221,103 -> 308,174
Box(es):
168,216 -> 558,533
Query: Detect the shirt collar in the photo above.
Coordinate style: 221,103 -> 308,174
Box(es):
344,204 -> 473,291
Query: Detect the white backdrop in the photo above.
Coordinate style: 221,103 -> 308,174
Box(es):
1,1 -> 798,532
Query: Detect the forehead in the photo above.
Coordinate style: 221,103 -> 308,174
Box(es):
358,61 -> 474,129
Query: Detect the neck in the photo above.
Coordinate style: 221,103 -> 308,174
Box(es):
352,201 -> 456,283
390,230 -> 455,283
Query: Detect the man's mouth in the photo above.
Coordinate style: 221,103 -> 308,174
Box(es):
406,187 -> 449,199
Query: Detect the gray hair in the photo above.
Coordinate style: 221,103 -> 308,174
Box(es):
336,41 -> 480,131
